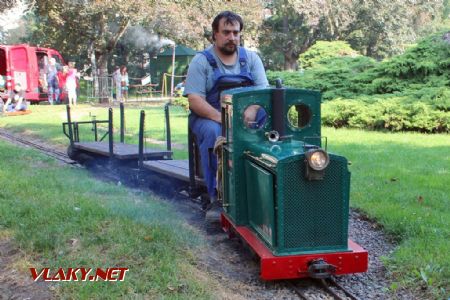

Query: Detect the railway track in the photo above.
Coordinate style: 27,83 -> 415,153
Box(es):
0,129 -> 80,166
290,277 -> 360,300
0,130 -> 364,300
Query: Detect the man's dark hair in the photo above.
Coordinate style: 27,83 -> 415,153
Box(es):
212,11 -> 244,41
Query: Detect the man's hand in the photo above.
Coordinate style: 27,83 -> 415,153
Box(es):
188,94 -> 222,124
243,105 -> 261,127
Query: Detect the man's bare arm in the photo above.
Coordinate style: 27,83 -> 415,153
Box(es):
188,94 -> 221,123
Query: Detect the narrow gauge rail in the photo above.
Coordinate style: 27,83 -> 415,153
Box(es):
290,277 -> 360,300
0,129 -> 79,165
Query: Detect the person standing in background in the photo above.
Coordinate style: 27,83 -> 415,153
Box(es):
112,66 -> 121,102
120,66 -> 129,102
58,65 -> 69,104
46,57 -> 60,104
175,78 -> 186,97
66,61 -> 80,106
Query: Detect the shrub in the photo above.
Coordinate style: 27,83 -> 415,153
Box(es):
299,41 -> 360,69
322,98 -> 450,133
267,56 -> 377,100
269,30 -> 450,133
270,31 -> 449,95
172,97 -> 189,110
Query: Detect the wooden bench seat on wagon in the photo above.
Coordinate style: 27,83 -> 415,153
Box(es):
142,159 -> 205,185
142,127 -> 205,189
73,141 -> 172,160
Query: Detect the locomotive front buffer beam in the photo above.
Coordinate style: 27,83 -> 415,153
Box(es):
221,213 -> 368,281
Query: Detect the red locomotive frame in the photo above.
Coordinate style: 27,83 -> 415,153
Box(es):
221,213 -> 368,280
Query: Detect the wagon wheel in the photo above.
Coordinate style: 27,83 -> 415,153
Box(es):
67,145 -> 80,160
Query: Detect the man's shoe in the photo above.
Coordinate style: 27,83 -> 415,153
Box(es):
205,200 -> 223,224
200,194 -> 211,211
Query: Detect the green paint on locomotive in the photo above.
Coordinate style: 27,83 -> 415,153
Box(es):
221,86 -> 351,255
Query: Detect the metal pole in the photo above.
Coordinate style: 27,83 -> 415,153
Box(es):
74,123 -> 80,142
66,105 -> 74,147
94,120 -> 98,141
170,44 -> 176,98
138,110 -> 145,168
120,102 -> 125,143
272,79 -> 285,138
108,108 -> 114,158
164,103 -> 171,152
188,127 -> 196,193
221,106 -> 226,137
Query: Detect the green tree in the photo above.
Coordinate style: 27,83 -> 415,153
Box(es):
259,0 -> 355,70
147,0 -> 265,49
0,0 -> 19,13
259,0 -> 446,70
0,0 -> 35,43
29,0 -> 154,75
23,0 -> 155,101
345,0 -> 446,58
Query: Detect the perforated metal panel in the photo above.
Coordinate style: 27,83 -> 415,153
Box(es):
278,157 -> 349,253
245,160 -> 276,247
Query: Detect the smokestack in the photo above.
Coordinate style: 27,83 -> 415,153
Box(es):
272,79 -> 285,138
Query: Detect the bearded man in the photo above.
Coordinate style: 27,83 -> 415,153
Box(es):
184,11 -> 268,218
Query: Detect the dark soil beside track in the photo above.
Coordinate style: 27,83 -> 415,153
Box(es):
0,128 -> 428,299
0,238 -> 54,300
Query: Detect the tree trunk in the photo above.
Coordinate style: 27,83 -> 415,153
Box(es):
96,53 -> 110,103
93,18 -> 130,103
281,14 -> 298,71
283,52 -> 298,71
87,41 -> 99,101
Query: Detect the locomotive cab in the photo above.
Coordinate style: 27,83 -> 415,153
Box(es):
219,84 -> 368,280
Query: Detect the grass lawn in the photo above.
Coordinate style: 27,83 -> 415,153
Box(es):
0,103 -> 449,298
0,126 -> 213,297
323,128 -> 449,297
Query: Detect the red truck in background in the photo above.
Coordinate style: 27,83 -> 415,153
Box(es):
0,44 -> 65,103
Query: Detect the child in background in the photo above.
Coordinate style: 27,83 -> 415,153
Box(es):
66,61 -> 80,106
120,66 -> 129,101
112,66 -> 121,101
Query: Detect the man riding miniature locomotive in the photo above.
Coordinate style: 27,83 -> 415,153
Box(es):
61,10 -> 369,281
184,11 -> 268,220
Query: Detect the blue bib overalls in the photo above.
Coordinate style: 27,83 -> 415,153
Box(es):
189,47 -> 254,198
